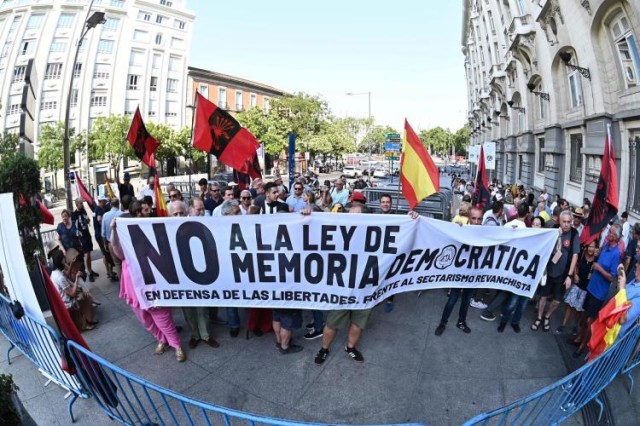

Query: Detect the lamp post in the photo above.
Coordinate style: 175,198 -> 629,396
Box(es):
63,6 -> 106,211
345,91 -> 372,176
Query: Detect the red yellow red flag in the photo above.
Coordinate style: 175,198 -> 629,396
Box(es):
400,120 -> 440,209
154,174 -> 168,217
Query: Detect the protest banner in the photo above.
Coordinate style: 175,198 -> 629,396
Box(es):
116,214 -> 558,310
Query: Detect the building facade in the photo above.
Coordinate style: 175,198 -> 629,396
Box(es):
0,0 -> 194,186
462,0 -> 640,220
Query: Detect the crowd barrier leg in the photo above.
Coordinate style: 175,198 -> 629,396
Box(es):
68,393 -> 79,422
6,340 -> 15,364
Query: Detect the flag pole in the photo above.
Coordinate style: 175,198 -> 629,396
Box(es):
395,129 -> 404,214
187,92 -> 197,196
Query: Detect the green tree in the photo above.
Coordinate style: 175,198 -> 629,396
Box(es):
37,122 -> 83,190
419,127 -> 452,157
0,132 -> 18,159
359,125 -> 399,155
453,124 -> 471,156
172,126 -> 205,173
146,122 -> 175,175
89,115 -> 134,176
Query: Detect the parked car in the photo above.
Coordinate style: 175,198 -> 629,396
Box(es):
373,168 -> 389,178
342,166 -> 360,178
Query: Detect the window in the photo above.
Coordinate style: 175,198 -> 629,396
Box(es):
49,39 -> 67,52
7,103 -> 20,115
12,65 -> 25,82
488,11 -> 495,34
110,0 -> 124,7
629,135 -> 640,212
174,19 -> 185,30
152,53 -> 161,69
149,99 -> 157,116
610,13 -> 640,88
199,84 -> 208,98
537,83 -> 546,120
137,11 -> 151,21
568,71 -> 583,108
264,96 -> 270,114
26,14 -> 43,29
168,55 -> 180,71
1,41 -> 12,58
235,91 -> 243,111
516,0 -> 526,15
90,95 -> 107,107
9,16 -> 21,32
103,17 -> 119,31
57,13 -> 75,28
160,0 -> 173,6
537,137 -> 545,172
129,49 -> 144,66
218,87 -> 227,108
155,33 -> 163,45
124,99 -> 135,115
20,39 -> 34,55
70,88 -> 79,107
569,133 -> 583,183
133,30 -> 148,42
166,78 -> 178,93
44,62 -> 62,79
250,93 -> 257,108
150,76 -> 158,91
170,37 -> 183,48
78,37 -> 88,53
40,100 -> 58,110
73,63 -> 82,78
93,64 -> 110,79
493,42 -> 499,64
97,39 -> 114,54
156,15 -> 165,24
127,74 -> 139,90
165,100 -> 177,116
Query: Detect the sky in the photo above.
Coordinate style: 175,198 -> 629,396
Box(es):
187,1 -> 468,133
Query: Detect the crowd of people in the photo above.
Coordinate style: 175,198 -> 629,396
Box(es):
49,170 -> 640,364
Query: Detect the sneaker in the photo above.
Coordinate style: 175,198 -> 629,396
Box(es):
480,311 -> 496,321
175,348 -> 186,362
470,299 -> 488,309
497,322 -> 506,333
279,343 -> 303,355
456,321 -> 471,334
511,323 -> 521,333
384,301 -> 394,312
435,323 -> 446,336
304,330 -> 323,340
345,346 -> 364,362
314,348 -> 330,365
305,322 -> 315,330
188,338 -> 199,349
554,326 -> 565,335
154,342 -> 168,355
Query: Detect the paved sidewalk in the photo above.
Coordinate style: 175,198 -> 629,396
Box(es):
1,258 -> 639,425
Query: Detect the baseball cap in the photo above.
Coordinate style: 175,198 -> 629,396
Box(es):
350,192 -> 367,203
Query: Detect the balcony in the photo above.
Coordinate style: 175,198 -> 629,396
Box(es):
507,15 -> 535,48
489,64 -> 505,80
479,87 -> 491,100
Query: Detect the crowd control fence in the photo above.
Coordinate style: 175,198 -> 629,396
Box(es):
0,294 -> 87,421
463,323 -> 640,425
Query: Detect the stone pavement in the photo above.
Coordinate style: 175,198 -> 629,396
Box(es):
2,258 -> 640,426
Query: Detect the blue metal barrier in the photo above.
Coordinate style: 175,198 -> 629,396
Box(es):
0,294 -> 88,421
621,330 -> 640,393
464,323 -> 640,425
66,341 -> 423,426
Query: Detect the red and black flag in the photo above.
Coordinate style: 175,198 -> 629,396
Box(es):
580,125 -> 619,245
233,152 -> 262,190
472,144 -> 491,211
193,92 -> 260,173
126,107 -> 159,169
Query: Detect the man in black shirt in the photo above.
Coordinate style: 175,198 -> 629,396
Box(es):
117,172 -> 135,199
72,198 -> 98,282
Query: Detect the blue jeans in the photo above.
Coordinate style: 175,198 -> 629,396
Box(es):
440,288 -> 473,325
311,310 -> 324,332
226,307 -> 240,329
500,294 -> 529,324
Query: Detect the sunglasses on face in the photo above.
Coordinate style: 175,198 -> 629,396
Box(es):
241,196 -> 251,200
211,189 -> 219,193
170,193 -> 178,199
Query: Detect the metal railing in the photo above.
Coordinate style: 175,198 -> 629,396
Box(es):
464,323 -> 640,425
363,187 -> 453,221
0,294 -> 87,421
621,335 -> 640,393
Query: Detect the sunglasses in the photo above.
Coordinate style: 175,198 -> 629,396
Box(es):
170,194 -> 178,199
294,187 -> 303,190
210,189 -> 219,193
241,196 -> 251,200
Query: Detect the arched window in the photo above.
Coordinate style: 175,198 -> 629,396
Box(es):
566,56 -> 583,108
609,12 -> 640,88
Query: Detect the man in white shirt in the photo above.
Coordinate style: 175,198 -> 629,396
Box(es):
504,202 -> 528,229
239,190 -> 252,215
330,178 -> 349,207
212,187 -> 235,217
139,175 -> 156,205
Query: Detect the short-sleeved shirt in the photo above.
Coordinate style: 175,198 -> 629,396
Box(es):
586,243 -> 621,301
286,194 -> 306,212
547,229 -> 580,279
118,182 -> 135,199
71,208 -> 91,237
92,205 -> 104,239
330,188 -> 349,207
51,269 -> 74,309
56,222 -> 78,250
576,255 -> 595,290
204,197 -> 223,216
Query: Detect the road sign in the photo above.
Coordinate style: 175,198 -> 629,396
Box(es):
385,142 -> 401,152
386,133 -> 401,139
386,156 -> 399,161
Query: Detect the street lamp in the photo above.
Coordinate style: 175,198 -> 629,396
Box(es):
345,91 -> 372,175
63,7 -> 106,211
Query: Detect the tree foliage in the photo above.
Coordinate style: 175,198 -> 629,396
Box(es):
359,125 -> 399,155
0,132 -> 18,159
89,115 -> 134,174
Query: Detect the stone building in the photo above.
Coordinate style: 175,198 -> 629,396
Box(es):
462,0 -> 640,218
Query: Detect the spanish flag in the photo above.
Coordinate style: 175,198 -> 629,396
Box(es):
400,120 -> 439,209
104,178 -> 116,200
587,289 -> 631,362
154,172 -> 168,217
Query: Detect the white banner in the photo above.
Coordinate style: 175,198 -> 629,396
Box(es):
468,145 -> 480,164
484,141 -> 496,170
116,214 -> 558,310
